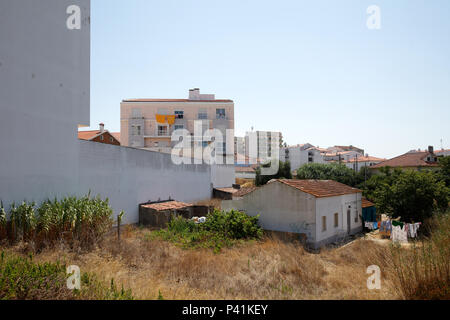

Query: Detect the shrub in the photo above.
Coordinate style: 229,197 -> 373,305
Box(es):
153,210 -> 263,251
202,209 -> 263,239
0,251 -> 133,300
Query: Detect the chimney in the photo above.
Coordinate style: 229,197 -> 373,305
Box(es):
99,123 -> 105,133
189,88 -> 200,100
428,146 -> 434,154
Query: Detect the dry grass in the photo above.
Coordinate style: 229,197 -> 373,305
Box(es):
7,227 -> 400,300
5,210 -> 449,300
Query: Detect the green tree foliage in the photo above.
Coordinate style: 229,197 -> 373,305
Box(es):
363,167 -> 449,222
255,161 -> 292,186
296,163 -> 356,186
436,156 -> 450,187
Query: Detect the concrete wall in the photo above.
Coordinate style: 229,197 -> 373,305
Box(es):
77,141 -> 214,224
222,181 -> 317,244
0,0 -> 232,225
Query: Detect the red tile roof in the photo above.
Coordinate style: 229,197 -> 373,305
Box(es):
233,187 -> 258,198
123,99 -> 233,103
141,200 -> 193,211
235,166 -> 256,173
370,152 -> 439,169
362,198 -> 375,208
78,130 -> 101,140
276,179 -> 361,198
345,156 -> 386,163
111,132 -> 120,142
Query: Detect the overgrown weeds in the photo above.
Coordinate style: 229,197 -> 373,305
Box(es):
0,251 -> 132,300
390,211 -> 450,299
150,210 -> 262,252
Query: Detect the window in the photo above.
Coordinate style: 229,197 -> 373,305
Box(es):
154,142 -> 159,147
110,137 -> 114,142
158,125 -> 168,136
100,135 -> 104,141
322,216 -> 327,232
132,108 -> 142,118
216,108 -> 226,119
355,210 -> 359,223
334,213 -> 339,228
198,109 -> 208,119
175,110 -> 184,119
174,124 -> 184,131
131,125 -> 141,136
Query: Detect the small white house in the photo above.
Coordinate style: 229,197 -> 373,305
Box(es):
222,179 -> 363,249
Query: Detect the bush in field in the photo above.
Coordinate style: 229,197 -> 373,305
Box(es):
155,210 -> 262,251
202,209 -> 263,239
0,251 -> 133,300
0,194 -> 113,250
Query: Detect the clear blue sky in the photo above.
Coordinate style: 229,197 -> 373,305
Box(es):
90,0 -> 450,158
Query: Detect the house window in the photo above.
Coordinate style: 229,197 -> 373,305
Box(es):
334,213 -> 339,228
198,109 -> 208,119
132,125 -> 141,136
174,124 -> 184,131
175,110 -> 184,119
158,125 -> 168,136
100,135 -> 104,141
110,137 -> 114,142
216,108 -> 226,119
154,142 -> 159,147
322,216 -> 327,232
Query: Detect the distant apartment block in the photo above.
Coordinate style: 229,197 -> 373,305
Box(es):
120,89 -> 234,154
245,131 -> 282,163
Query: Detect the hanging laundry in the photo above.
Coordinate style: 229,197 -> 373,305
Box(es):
392,220 -> 404,228
391,225 -> 408,243
372,222 -> 378,230
408,223 -> 421,238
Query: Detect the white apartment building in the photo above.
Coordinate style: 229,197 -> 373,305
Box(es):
280,144 -> 326,171
120,89 -> 234,155
245,131 -> 281,163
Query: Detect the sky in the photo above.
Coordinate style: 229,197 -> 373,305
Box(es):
89,0 -> 450,159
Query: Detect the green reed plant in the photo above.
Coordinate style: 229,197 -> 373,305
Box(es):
0,194 -> 114,250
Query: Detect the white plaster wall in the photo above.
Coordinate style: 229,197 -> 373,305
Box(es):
315,193 -> 362,243
222,181 -> 317,243
77,142 -> 213,224
0,1 -> 222,225
210,164 -> 235,188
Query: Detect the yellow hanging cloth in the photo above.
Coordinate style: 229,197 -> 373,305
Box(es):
167,115 -> 175,125
156,114 -> 166,124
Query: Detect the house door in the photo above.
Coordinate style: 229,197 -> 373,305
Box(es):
347,209 -> 351,234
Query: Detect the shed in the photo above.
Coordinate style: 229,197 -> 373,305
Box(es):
362,198 -> 377,223
139,200 -> 194,228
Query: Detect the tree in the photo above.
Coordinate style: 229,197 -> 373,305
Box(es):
363,168 -> 449,222
255,161 -> 292,186
436,156 -> 450,187
296,163 -> 356,186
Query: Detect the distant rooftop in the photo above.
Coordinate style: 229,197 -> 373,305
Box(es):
371,151 -> 439,169
123,88 -> 233,103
